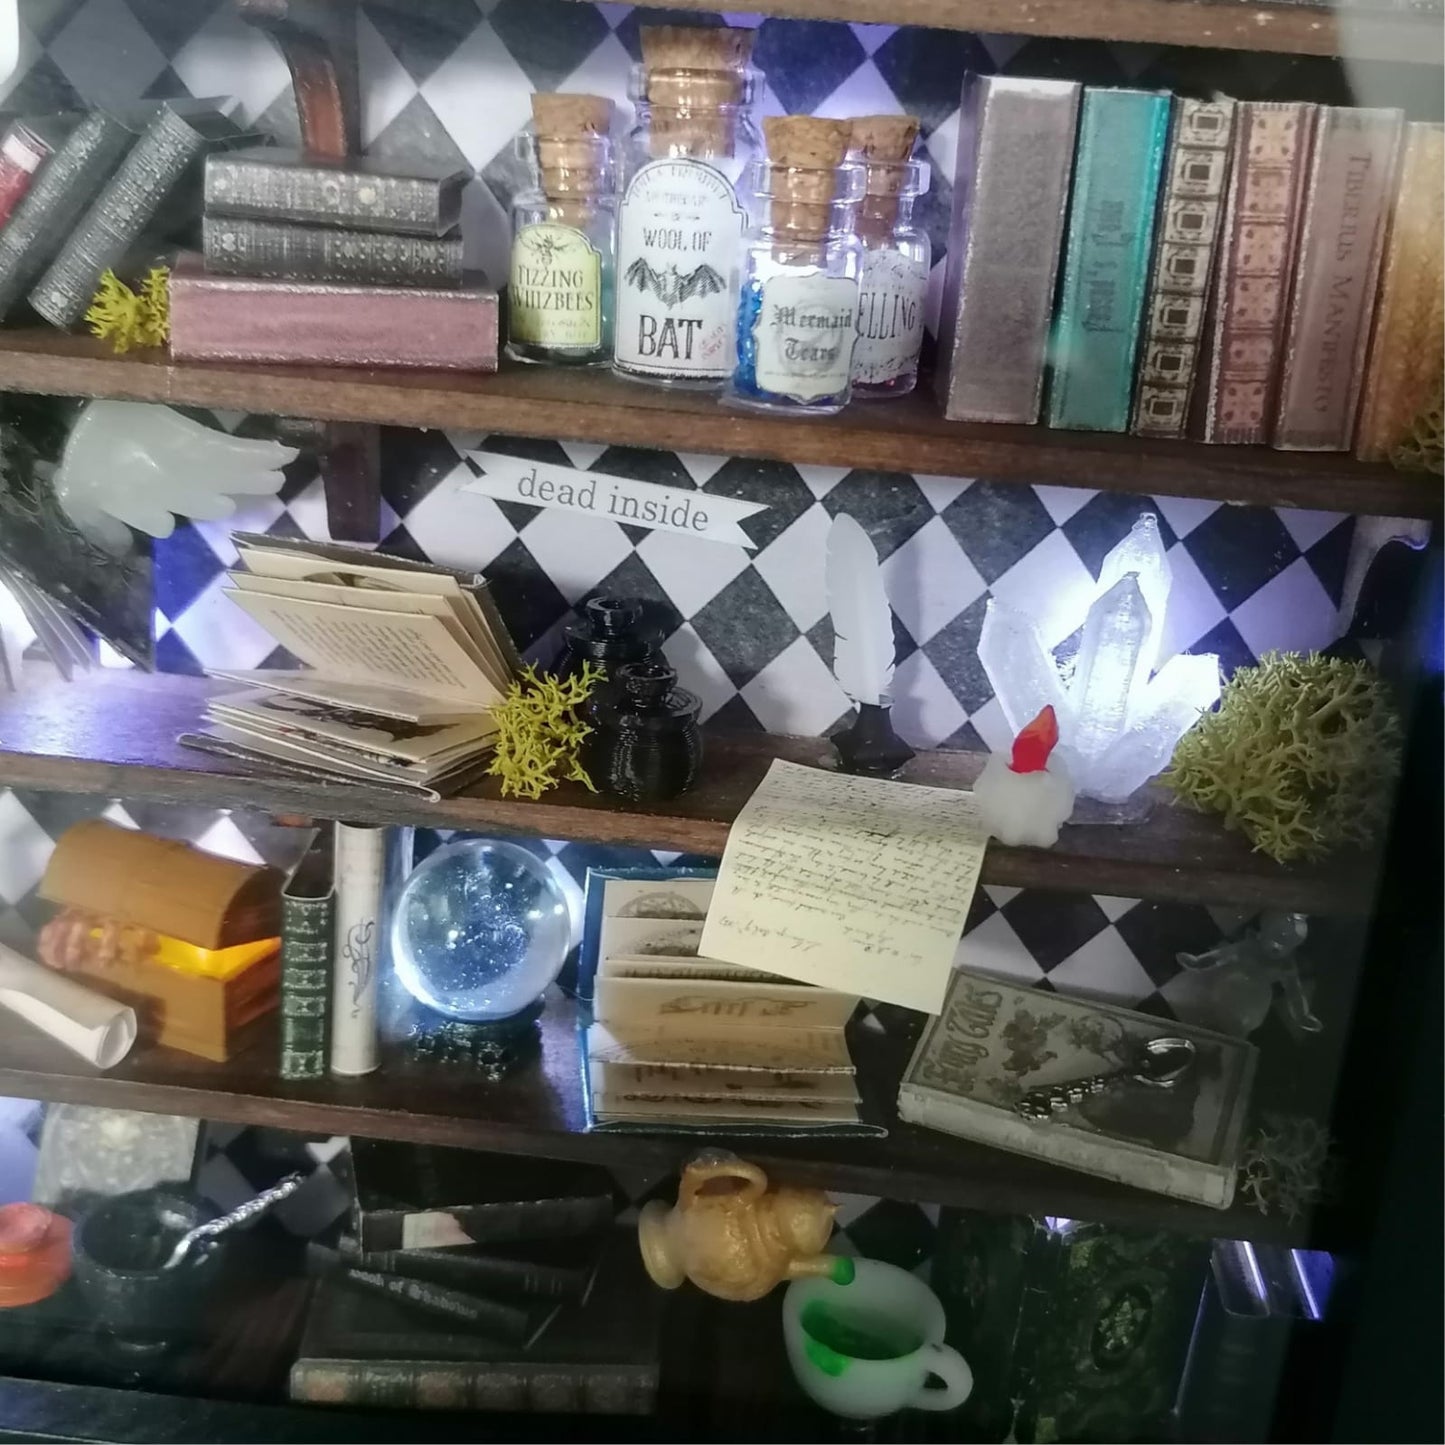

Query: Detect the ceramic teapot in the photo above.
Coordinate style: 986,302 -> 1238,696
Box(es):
638,1151 -> 853,1302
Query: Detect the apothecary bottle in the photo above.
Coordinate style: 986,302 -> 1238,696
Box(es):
583,660 -> 703,802
507,93 -> 617,367
613,25 -> 760,388
727,116 -> 864,417
849,116 -> 930,398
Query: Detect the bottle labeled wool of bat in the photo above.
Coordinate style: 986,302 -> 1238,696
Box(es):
508,93 -> 616,366
727,117 -> 865,417
613,25 -> 759,388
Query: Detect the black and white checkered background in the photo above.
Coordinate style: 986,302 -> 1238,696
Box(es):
0,2 -> 1427,1224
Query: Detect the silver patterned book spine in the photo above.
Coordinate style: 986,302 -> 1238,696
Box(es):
934,74 -> 1081,424
205,148 -> 468,236
203,216 -> 464,288
30,105 -> 241,327
1131,97 -> 1238,439
0,110 -> 138,318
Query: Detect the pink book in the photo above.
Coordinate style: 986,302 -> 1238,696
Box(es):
169,254 -> 497,371
1272,106 -> 1404,452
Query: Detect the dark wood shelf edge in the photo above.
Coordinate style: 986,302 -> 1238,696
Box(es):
0,333 -> 1434,519
0,1052 -> 1320,1250
0,669 -> 1374,914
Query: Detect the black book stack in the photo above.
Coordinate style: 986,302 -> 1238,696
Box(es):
201,147 -> 469,288
291,1143 -> 660,1415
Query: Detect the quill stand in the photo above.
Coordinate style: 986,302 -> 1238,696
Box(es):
832,701 -> 915,778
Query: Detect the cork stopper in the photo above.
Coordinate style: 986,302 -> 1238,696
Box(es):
763,116 -> 852,242
640,25 -> 752,158
532,92 -> 612,223
851,114 -> 919,233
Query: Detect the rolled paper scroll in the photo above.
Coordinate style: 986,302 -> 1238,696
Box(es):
0,942 -> 137,1068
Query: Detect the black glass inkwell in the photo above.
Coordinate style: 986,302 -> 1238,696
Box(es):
553,597 -> 653,682
584,660 -> 703,802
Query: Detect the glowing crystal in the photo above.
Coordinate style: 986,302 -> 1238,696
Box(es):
979,514 -> 1221,804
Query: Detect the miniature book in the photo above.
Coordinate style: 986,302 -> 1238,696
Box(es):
180,535 -> 516,797
582,870 -> 875,1134
898,970 -> 1257,1208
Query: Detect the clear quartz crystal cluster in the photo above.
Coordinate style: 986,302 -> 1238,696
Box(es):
980,514 -> 1220,804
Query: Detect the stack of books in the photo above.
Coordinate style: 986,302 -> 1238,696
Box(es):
169,147 -> 497,370
937,79 -> 1442,459
580,870 -> 878,1135
0,100 -> 253,327
178,533 -> 517,797
290,1143 -> 658,1414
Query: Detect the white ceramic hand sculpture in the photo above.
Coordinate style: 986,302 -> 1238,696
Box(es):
53,401 -> 298,554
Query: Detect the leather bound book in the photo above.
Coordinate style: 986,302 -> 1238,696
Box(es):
169,254 -> 497,371
1354,123 -> 1445,462
349,1140 -> 616,1252
0,110 -> 139,319
279,829 -> 334,1082
1191,102 -> 1318,445
205,147 -> 468,236
1046,88 -> 1171,434
30,103 -> 250,328
1273,106 -> 1404,451
202,215 -> 463,287
290,1228 -> 661,1415
1131,98 -> 1237,440
934,74 -> 1081,424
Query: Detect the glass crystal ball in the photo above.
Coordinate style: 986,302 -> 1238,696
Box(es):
391,839 -> 571,1023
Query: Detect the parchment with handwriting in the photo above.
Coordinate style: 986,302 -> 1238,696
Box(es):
699,759 -> 989,1014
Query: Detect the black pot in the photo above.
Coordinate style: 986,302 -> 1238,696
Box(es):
71,1188 -> 225,1342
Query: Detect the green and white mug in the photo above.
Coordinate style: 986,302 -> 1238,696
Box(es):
783,1259 -> 973,1420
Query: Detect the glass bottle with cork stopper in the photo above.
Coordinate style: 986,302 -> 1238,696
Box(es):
727,116 -> 865,417
614,25 -> 760,389
508,93 -> 616,367
849,115 -> 930,398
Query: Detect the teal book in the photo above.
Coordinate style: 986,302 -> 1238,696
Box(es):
1046,88 -> 1170,432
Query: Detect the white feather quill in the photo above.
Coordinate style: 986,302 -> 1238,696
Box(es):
826,513 -> 895,707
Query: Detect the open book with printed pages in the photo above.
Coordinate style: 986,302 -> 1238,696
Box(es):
177,534 -> 517,798
579,870 -> 882,1137
897,970 -> 1258,1208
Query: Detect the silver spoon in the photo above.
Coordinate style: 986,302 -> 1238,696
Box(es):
1015,1036 -> 1197,1122
161,1171 -> 306,1270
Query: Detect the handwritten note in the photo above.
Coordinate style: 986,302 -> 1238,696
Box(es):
699,760 -> 989,1014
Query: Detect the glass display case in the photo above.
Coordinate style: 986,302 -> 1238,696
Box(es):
0,0 -> 1438,1440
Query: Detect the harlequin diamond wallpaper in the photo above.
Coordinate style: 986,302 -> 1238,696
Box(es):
0,0 -> 1416,1012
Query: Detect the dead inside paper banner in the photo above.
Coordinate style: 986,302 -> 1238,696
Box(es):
465,451 -> 766,549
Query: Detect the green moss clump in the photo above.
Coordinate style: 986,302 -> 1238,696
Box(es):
1390,384 -> 1444,476
1165,652 -> 1401,863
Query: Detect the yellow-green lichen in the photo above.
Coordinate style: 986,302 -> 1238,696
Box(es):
1165,651 -> 1401,863
1389,384 -> 1444,476
486,662 -> 603,801
84,266 -> 170,353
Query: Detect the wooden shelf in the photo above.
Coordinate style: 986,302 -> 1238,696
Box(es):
0,992 -> 1323,1247
0,669 -> 1376,913
0,332 -> 1434,518
558,0 -> 1444,62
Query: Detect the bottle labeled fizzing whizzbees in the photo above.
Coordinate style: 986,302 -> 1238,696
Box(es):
613,25 -> 760,388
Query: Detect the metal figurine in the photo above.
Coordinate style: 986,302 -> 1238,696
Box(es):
1016,1037 -> 1196,1122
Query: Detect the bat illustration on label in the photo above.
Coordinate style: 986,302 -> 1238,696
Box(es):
624,259 -> 726,308
343,918 -> 375,1009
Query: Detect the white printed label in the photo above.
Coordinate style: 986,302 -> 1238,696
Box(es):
754,273 -> 859,403
615,158 -> 744,380
853,249 -> 928,385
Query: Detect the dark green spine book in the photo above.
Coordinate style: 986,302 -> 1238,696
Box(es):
280,830 -> 335,1080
